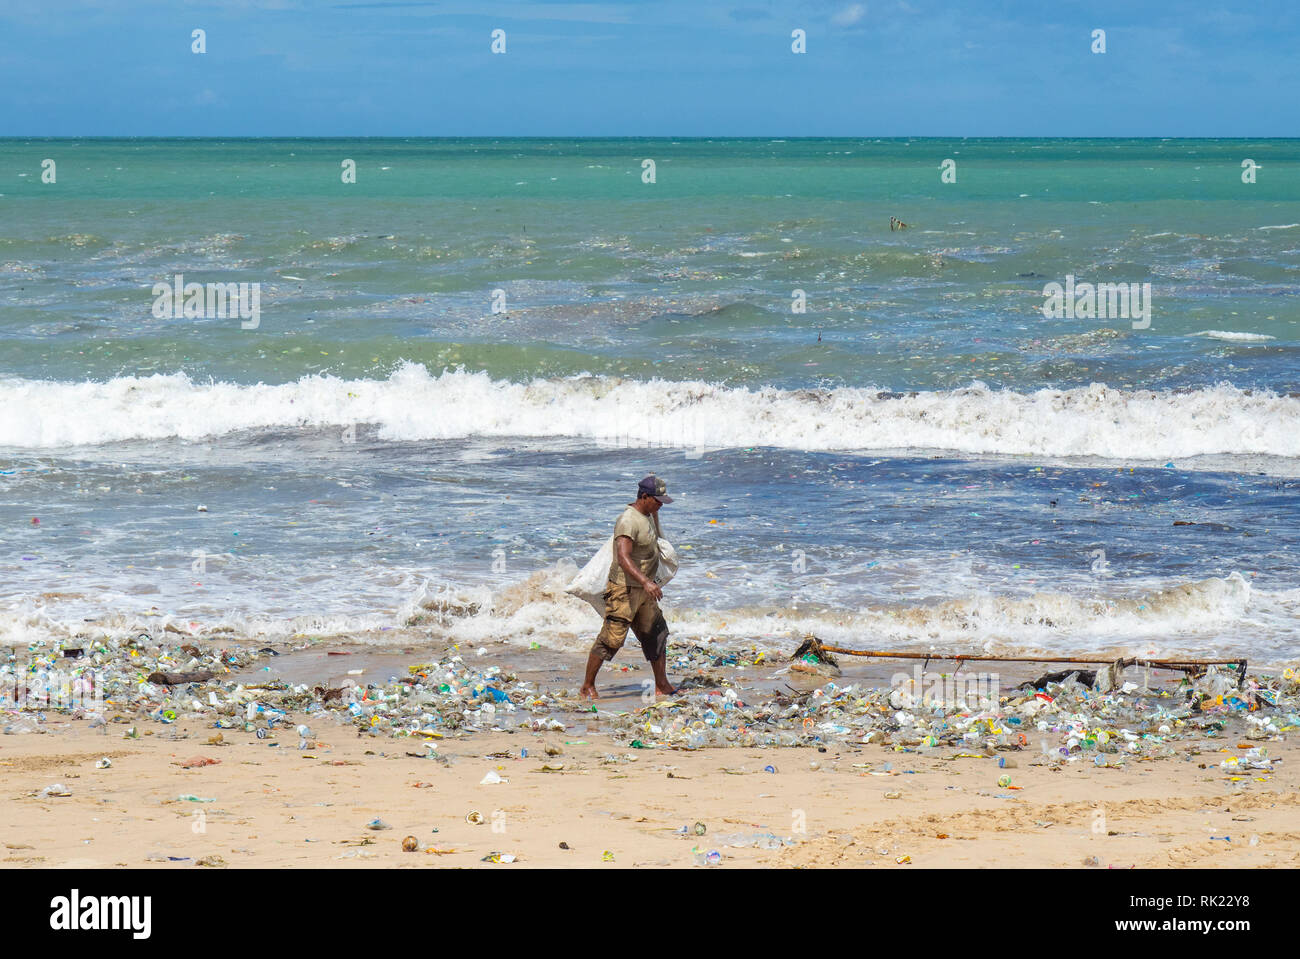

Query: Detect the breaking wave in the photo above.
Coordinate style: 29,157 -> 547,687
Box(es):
3,567 -> 1281,663
2,362 -> 1299,459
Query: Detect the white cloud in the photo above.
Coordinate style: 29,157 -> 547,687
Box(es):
831,3 -> 866,27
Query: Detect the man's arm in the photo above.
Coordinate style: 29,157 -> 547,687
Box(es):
615,535 -> 662,600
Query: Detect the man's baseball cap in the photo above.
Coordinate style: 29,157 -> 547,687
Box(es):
638,475 -> 673,504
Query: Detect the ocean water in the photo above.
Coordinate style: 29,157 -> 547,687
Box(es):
1,138 -> 1298,663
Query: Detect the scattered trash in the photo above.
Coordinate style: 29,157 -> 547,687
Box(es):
94,757 -> 112,769
38,784 -> 71,798
481,851 -> 517,863
712,832 -> 798,849
466,811 -> 485,825
1,633 -> 1289,783
691,847 -> 722,866
177,756 -> 220,769
602,850 -> 615,862
176,794 -> 215,802
3,716 -> 41,735
366,818 -> 392,831
480,770 -> 507,785
401,836 -> 419,852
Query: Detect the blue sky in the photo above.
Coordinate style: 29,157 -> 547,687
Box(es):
2,1 -> 1296,136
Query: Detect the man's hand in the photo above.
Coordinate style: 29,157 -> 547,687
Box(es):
642,581 -> 663,602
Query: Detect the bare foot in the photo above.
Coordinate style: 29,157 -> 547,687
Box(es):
579,685 -> 599,700
655,684 -> 677,696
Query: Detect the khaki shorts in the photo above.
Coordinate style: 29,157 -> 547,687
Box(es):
591,579 -> 669,662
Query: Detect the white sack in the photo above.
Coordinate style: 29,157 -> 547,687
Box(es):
565,537 -> 678,617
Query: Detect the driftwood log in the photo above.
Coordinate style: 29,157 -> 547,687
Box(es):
146,670 -> 215,685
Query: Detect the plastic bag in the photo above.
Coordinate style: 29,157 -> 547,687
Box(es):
566,537 -> 678,617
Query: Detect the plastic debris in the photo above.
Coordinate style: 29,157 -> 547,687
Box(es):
3,716 -> 41,735
1,634 -> 1291,780
178,756 -> 220,769
712,832 -> 798,849
691,847 -> 722,866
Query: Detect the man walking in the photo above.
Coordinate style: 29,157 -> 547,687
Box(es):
580,475 -> 677,700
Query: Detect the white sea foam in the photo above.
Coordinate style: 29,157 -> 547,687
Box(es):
1188,330 -> 1277,342
1,363 -> 1298,459
425,568 -> 1263,661
3,569 -> 1285,662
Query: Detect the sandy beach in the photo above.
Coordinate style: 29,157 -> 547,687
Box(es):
3,641 -> 1296,870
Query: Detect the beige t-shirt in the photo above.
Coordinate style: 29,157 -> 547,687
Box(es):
608,504 -> 660,588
